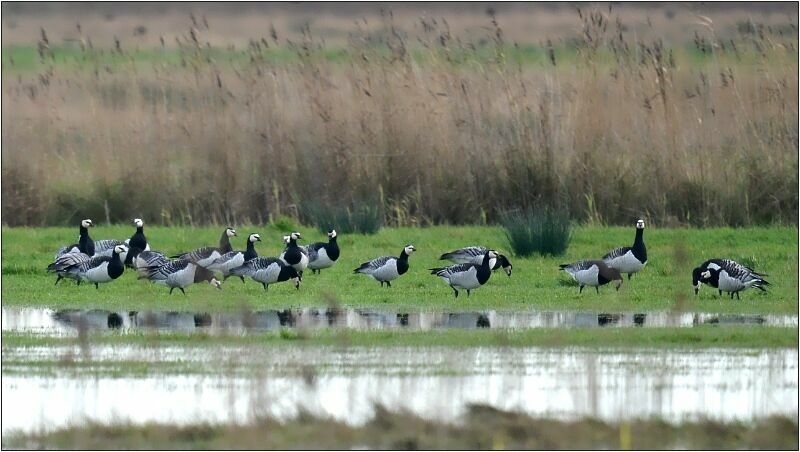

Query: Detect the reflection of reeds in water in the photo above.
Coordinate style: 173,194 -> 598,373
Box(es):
2,7 -> 797,227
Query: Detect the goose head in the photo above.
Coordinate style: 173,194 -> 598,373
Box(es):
289,231 -> 302,241
328,229 -> 337,239
225,227 -> 237,237
692,267 -> 713,295
497,254 -> 513,277
636,219 -> 645,230
209,278 -> 223,290
133,218 -> 144,228
404,244 -> 416,255
249,233 -> 262,243
81,219 -> 94,228
113,244 -> 129,255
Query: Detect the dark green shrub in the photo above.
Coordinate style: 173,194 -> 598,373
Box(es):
303,200 -> 382,235
502,207 -> 571,257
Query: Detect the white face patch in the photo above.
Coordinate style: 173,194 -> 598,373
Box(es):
114,245 -> 128,254
134,218 -> 144,227
81,219 -> 93,228
291,232 -> 301,240
636,220 -> 645,229
329,230 -> 337,238
404,245 -> 416,255
701,270 -> 711,279
226,228 -> 237,237
210,278 -> 222,289
488,250 -> 498,259
283,235 -> 290,244
250,234 -> 261,242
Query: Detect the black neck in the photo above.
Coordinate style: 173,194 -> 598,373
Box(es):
244,240 -> 258,260
326,236 -> 340,260
108,252 -> 125,279
219,231 -> 232,253
136,226 -> 144,234
631,228 -> 646,261
399,250 -> 409,261
79,226 -> 94,255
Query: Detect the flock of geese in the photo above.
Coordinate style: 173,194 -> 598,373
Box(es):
46,218 -> 770,299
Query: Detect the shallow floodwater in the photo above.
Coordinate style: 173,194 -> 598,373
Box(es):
2,346 -> 797,434
3,307 -> 796,335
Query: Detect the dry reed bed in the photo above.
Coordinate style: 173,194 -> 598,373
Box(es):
2,10 -> 797,226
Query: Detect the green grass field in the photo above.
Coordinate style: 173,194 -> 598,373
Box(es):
2,225 -> 796,313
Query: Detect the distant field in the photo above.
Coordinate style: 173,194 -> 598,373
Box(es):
2,225 -> 796,313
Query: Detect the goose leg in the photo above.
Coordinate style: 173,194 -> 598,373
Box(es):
718,289 -> 723,296
595,286 -> 600,294
240,276 -> 246,283
180,288 -> 186,296
386,281 -> 392,288
262,283 -> 268,291
579,285 -> 584,294
169,287 -> 175,295
628,273 -> 632,280
77,280 -> 81,286
735,291 -> 740,300
467,289 -> 471,297
95,283 -> 99,289
450,286 -> 458,298
54,275 -> 63,286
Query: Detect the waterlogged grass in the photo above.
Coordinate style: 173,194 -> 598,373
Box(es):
4,408 -> 796,450
3,326 -> 796,350
2,225 -> 796,313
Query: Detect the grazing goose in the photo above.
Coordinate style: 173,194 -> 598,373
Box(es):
439,246 -> 513,277
133,250 -> 169,270
228,257 -> 301,291
430,250 -> 497,297
48,252 -> 92,285
49,244 -> 128,289
279,232 -> 309,277
138,257 -> 222,295
172,227 -> 236,268
559,260 -> 623,294
354,245 -> 416,287
306,229 -> 341,274
692,259 -> 769,299
208,233 -> 262,282
603,219 -> 648,280
54,219 -> 95,258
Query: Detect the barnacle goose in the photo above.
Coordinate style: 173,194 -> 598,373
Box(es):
48,252 -> 92,285
430,250 -> 497,297
172,227 -> 236,268
306,229 -> 340,274
559,260 -> 623,294
54,219 -> 95,258
133,250 -> 169,270
208,233 -> 262,282
48,244 -> 128,289
228,257 -> 301,291
692,258 -> 769,299
439,246 -> 513,277
279,232 -> 309,277
138,256 -> 222,295
602,219 -> 647,280
353,245 -> 416,287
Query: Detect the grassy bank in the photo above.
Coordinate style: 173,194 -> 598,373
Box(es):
3,325 -> 797,352
2,225 -> 796,313
4,406 -> 796,450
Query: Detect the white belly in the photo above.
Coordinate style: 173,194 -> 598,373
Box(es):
607,251 -> 645,274
571,265 -> 600,286
718,271 -> 745,292
309,248 -> 335,270
446,267 -> 481,290
371,260 -> 399,282
85,263 -> 112,283
166,265 -> 197,288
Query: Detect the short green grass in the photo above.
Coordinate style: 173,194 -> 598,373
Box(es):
2,225 -> 796,313
3,326 -> 796,350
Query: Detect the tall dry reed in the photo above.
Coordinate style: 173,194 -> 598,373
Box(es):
2,8 -> 797,227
